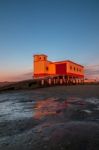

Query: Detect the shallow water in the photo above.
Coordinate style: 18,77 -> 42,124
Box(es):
0,90 -> 99,123
0,88 -> 99,150
0,92 -> 35,122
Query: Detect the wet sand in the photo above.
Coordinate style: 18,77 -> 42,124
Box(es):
0,85 -> 99,150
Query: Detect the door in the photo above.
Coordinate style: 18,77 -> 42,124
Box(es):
56,63 -> 66,75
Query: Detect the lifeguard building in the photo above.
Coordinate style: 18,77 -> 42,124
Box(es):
33,54 -> 84,84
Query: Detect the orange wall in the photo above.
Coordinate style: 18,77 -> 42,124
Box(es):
33,55 -> 84,78
47,62 -> 56,75
34,61 -> 46,74
66,61 -> 84,77
34,55 -> 48,77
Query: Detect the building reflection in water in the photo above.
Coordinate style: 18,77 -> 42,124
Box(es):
34,98 -> 68,119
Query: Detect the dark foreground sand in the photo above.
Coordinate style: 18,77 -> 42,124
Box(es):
0,85 -> 99,150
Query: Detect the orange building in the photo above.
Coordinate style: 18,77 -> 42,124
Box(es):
33,54 -> 84,80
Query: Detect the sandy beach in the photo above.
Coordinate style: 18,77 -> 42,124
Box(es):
0,85 -> 99,150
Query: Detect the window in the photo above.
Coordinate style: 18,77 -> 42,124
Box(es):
46,67 -> 49,71
74,67 -> 75,71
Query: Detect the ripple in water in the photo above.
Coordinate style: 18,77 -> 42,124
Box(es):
0,91 -> 99,122
0,100 -> 34,122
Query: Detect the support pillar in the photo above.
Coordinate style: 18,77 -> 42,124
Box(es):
41,79 -> 44,86
59,78 -> 63,85
63,76 -> 66,84
48,78 -> 52,86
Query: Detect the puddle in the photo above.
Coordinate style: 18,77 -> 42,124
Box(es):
0,92 -> 99,150
0,100 -> 34,122
34,98 -> 68,119
0,91 -> 99,123
33,97 -> 99,121
81,110 -> 92,114
86,98 -> 99,105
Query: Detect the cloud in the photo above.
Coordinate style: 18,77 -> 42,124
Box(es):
12,71 -> 33,81
0,71 -> 33,82
23,72 -> 33,76
85,65 -> 99,80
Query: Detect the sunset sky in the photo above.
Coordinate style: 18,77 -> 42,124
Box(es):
0,0 -> 99,81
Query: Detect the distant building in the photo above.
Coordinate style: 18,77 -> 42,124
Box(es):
33,54 -> 84,82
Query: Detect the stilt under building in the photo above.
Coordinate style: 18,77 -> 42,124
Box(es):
33,54 -> 84,86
